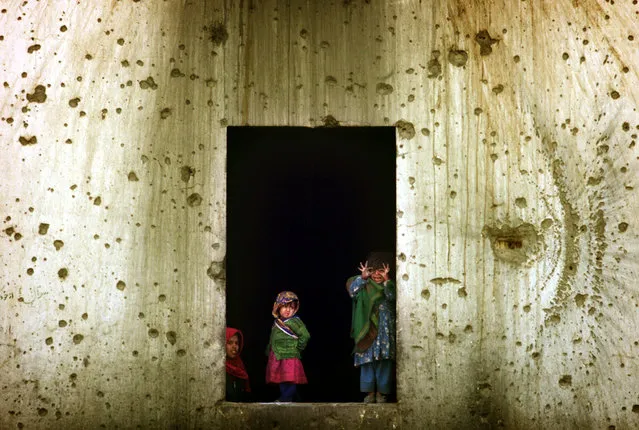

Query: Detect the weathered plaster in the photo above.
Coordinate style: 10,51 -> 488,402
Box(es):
1,0 -> 638,428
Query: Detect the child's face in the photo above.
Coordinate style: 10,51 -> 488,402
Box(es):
370,267 -> 386,283
279,303 -> 295,319
226,334 -> 239,359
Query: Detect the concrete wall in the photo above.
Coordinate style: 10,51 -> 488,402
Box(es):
1,0 -> 638,428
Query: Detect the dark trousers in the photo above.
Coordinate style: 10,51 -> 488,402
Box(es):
279,383 -> 298,401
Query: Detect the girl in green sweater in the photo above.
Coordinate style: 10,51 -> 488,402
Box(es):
265,291 -> 310,402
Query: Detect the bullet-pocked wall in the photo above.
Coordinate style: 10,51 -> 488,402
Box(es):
1,1 -> 638,429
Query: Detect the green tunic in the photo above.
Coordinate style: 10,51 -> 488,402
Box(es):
267,316 -> 310,360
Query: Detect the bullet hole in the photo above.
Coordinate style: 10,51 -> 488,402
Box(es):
587,176 -> 602,186
60,25 -> 67,32
610,90 -> 620,100
475,30 -> 498,55
395,120 -> 415,140
464,325 -> 473,333
82,313 -> 88,320
116,280 -> 126,291
38,223 -> 49,235
210,22 -> 229,46
321,115 -> 339,127
4,226 -> 15,236
180,166 -> 195,182
427,50 -> 442,78
138,312 -> 145,319
187,193 -> 203,207
158,294 -> 166,302
515,197 -> 527,208
14,232 -> 22,240
483,223 -> 540,264
26,85 -> 47,103
65,139 -> 72,144
177,349 -> 186,357
45,337 -> 53,346
160,108 -> 171,119
53,240 -> 64,250
19,136 -> 37,145
513,55 -> 520,63
421,128 -> 430,136
139,77 -> 158,90
132,350 -> 138,357
37,408 -> 48,416
27,44 -> 41,53
26,268 -> 34,275
73,334 -> 84,344
166,331 -> 177,345
59,320 -> 68,327
562,52 -> 569,61
207,259 -> 225,280
474,107 -> 483,115
618,222 -> 628,233
85,54 -> 93,60
575,293 -> 587,307
324,75 -> 338,86
541,218 -> 554,229
632,405 -> 639,413
170,68 -> 185,78
558,375 -> 572,387
448,49 -> 468,67
148,328 -> 159,338
546,314 -> 561,325
492,84 -> 504,94
433,156 -> 443,165
58,268 -> 69,280
117,38 -> 124,45
128,171 -> 139,181
136,60 -> 144,66
429,277 -> 460,286
121,60 -> 130,67
457,287 -> 467,297
93,196 -> 102,206
375,83 -> 393,95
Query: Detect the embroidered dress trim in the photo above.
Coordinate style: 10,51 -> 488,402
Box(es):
274,318 -> 298,339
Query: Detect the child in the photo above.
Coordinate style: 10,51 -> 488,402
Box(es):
226,327 -> 251,402
346,252 -> 396,403
265,291 -> 310,402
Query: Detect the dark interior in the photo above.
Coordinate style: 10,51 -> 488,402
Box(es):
226,126 -> 396,402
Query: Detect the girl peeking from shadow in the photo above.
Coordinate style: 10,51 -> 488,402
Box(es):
226,327 -> 251,402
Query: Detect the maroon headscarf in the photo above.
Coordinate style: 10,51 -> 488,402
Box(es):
225,327 -> 250,391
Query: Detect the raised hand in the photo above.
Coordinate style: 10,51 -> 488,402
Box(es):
381,263 -> 390,282
358,261 -> 372,279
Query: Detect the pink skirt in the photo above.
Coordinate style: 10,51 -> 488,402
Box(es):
265,350 -> 308,384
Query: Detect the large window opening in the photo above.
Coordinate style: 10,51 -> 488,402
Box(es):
227,126 -> 396,403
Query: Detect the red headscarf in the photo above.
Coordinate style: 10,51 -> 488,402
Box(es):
225,327 -> 250,391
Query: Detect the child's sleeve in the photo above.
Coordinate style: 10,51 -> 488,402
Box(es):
289,318 -> 310,352
347,275 -> 367,298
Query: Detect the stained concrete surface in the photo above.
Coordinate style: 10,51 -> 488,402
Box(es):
1,0 -> 638,428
